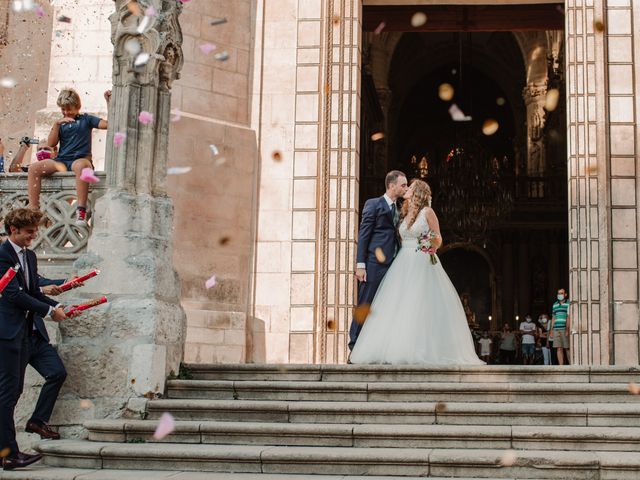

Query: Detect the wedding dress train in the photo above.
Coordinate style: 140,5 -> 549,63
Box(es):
350,208 -> 484,365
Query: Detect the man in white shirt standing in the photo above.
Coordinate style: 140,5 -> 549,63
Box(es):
519,314 -> 537,365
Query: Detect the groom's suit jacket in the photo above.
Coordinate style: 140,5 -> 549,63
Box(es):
357,196 -> 399,267
0,240 -> 58,342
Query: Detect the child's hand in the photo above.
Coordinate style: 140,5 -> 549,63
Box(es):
104,90 -> 112,103
56,117 -> 76,126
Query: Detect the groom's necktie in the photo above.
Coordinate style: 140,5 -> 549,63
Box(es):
390,203 -> 399,226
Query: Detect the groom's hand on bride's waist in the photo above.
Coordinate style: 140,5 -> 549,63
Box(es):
355,268 -> 367,282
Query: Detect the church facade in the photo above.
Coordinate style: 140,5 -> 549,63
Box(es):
0,0 -> 639,367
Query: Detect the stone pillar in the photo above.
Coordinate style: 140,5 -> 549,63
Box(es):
567,0 -> 640,365
522,83 -> 547,178
62,0 -> 186,419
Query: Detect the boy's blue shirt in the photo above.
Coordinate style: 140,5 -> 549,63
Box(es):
56,113 -> 101,162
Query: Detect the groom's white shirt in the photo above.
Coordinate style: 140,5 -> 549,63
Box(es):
356,194 -> 395,270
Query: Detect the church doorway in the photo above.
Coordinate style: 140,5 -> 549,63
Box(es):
359,4 -> 569,330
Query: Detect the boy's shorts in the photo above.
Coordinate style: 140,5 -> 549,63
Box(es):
521,343 -> 535,356
57,157 -> 94,171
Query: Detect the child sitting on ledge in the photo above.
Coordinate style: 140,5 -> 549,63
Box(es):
28,88 -> 110,225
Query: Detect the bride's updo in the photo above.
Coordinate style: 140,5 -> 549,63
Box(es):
401,179 -> 432,229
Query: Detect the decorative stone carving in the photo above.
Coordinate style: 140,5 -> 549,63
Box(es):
522,83 -> 547,177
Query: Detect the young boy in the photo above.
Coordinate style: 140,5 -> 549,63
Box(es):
478,331 -> 492,364
28,88 -> 111,225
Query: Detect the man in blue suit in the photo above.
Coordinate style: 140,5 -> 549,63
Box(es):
349,170 -> 408,352
0,208 -> 70,470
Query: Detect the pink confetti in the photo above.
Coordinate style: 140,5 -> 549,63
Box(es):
153,412 -> 175,440
114,132 -> 126,147
198,43 -> 217,55
205,275 -> 217,289
35,5 -> 45,17
138,111 -> 154,125
179,0 -> 191,3
144,6 -> 157,17
374,22 -> 386,35
170,110 -> 181,122
80,168 -> 100,184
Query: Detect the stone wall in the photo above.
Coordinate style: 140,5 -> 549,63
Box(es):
168,0 -> 259,364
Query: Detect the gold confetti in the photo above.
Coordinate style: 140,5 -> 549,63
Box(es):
629,382 -> 640,395
332,15 -> 341,26
131,378 -> 136,385
127,1 -> 142,16
353,304 -> 371,325
435,401 -> 448,413
410,12 -> 428,28
0,448 -> 10,458
374,247 -> 386,263
587,163 -> 598,175
496,97 -> 506,106
438,83 -> 454,102
79,399 -> 93,409
371,132 -> 385,142
499,449 -> 518,467
482,119 -> 499,136
545,88 -> 560,112
593,20 -> 605,32
327,319 -> 336,331
272,151 -> 283,161
218,236 -> 230,246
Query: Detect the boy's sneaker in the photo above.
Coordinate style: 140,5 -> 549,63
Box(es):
75,208 -> 88,226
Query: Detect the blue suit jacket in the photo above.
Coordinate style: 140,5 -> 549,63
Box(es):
357,196 -> 399,267
0,240 -> 58,341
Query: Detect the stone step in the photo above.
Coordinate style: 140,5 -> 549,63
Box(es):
85,419 -> 640,452
184,363 -> 640,384
36,440 -> 640,478
167,379 -> 640,403
0,466 -> 504,480
146,399 -> 640,427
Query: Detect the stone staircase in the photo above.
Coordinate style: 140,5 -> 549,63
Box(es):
3,364 -> 640,479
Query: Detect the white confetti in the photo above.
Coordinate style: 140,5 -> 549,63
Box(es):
0,77 -> 16,88
134,52 -> 150,67
448,104 -> 472,122
214,51 -> 229,62
124,38 -> 141,55
136,15 -> 151,34
209,144 -> 219,156
167,167 -> 192,175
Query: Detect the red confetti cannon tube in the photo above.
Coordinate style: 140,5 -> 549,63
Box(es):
0,264 -> 20,295
59,269 -> 100,292
65,296 -> 108,316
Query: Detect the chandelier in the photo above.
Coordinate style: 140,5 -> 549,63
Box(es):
413,137 -> 514,244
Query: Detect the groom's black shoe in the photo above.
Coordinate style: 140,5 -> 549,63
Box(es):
347,352 -> 353,364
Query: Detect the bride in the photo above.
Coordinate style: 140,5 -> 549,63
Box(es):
350,179 -> 484,365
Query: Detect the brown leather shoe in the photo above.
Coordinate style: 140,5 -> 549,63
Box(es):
25,420 -> 60,440
2,452 -> 43,470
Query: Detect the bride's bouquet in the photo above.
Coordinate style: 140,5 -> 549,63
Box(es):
416,231 -> 438,265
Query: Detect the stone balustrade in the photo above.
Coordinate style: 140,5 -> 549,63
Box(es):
0,172 -> 107,263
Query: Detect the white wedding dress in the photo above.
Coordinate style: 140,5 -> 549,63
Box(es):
350,208 -> 484,365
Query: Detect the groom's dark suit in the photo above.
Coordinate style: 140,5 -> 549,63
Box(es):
349,195 -> 400,350
0,240 -> 64,457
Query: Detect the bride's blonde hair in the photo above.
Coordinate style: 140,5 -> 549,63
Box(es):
400,179 -> 432,229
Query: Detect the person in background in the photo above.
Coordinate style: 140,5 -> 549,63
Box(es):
550,288 -> 571,365
537,313 -> 551,365
519,314 -> 537,365
478,331 -> 492,364
499,323 -> 516,365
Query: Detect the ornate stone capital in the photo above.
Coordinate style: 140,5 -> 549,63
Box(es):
522,83 -> 547,104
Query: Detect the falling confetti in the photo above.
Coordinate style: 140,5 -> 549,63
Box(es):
353,304 -> 371,325
80,168 -> 100,184
438,83 -> 454,101
332,15 -> 341,26
145,6 -> 157,17
210,17 -> 227,26
127,1 -> 142,16
327,319 -> 336,331
435,402 -> 448,413
0,77 -> 16,88
209,144 -> 219,156
374,22 -> 386,35
371,132 -> 385,141
199,43 -> 217,54
214,157 -> 226,167
496,97 -> 506,106
167,166 -> 192,175
482,119 -> 499,136
629,382 -> 640,395
0,447 -> 10,458
124,38 -> 142,55
170,110 -> 181,122
137,15 -> 151,34
499,449 -> 518,467
57,15 -> 71,23
410,12 -> 428,27
448,104 -> 471,122
131,378 -> 136,385
34,5 -> 45,17
214,51 -> 229,62
272,150 -> 282,161
114,132 -> 126,147
205,275 -> 217,289
153,412 -> 175,440
374,247 -> 386,263
218,236 -> 230,246
593,19 -> 605,32
138,111 -> 154,125
545,88 -> 560,112
134,52 -> 151,67
79,399 -> 93,409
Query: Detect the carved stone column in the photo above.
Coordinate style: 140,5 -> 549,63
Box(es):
522,83 -> 547,178
61,0 -> 186,420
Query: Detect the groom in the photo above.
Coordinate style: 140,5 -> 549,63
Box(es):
349,170 -> 408,352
